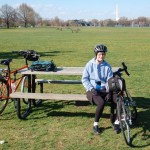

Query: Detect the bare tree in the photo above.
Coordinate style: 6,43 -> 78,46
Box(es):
0,4 -> 16,28
17,3 -> 40,27
11,9 -> 19,27
103,19 -> 116,27
0,17 -> 2,25
118,17 -> 130,26
137,16 -> 149,27
67,20 -> 78,26
29,12 -> 42,27
91,19 -> 99,26
48,16 -> 66,27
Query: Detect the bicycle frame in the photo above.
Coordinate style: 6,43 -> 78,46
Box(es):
1,63 -> 28,99
0,50 -> 41,118
9,65 -> 28,95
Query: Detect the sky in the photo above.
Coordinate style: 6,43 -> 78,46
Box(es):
0,0 -> 150,20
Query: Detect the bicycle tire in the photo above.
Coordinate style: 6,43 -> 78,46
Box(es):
0,79 -> 9,114
16,98 -> 31,119
117,96 -> 131,145
21,76 -> 30,104
16,76 -> 32,119
31,76 -> 42,107
125,90 -> 137,122
21,76 -> 42,107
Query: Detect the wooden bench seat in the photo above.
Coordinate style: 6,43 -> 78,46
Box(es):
35,79 -> 82,84
10,92 -> 88,101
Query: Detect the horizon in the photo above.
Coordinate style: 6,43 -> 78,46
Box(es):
0,0 -> 150,20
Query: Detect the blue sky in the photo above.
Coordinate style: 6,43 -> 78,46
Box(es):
0,0 -> 149,20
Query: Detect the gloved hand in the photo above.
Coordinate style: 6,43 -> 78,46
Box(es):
91,88 -> 98,95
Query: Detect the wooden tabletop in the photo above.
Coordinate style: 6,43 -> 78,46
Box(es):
21,67 -> 119,75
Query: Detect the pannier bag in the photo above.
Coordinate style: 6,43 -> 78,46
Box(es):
29,60 -> 57,72
24,50 -> 39,61
108,77 -> 125,93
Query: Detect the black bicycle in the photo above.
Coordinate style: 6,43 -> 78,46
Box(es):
110,62 -> 137,145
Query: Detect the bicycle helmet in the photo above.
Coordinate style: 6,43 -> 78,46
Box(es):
94,44 -> 107,55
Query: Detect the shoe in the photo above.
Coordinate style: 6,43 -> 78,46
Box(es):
93,125 -> 100,134
113,124 -> 120,134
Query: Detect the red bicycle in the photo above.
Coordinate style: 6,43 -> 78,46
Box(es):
0,50 -> 42,119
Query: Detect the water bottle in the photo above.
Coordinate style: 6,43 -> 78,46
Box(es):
11,80 -> 16,93
96,81 -> 105,91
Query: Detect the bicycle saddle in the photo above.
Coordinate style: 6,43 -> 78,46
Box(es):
0,59 -> 12,65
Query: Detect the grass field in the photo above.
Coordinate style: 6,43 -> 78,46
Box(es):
0,27 -> 150,150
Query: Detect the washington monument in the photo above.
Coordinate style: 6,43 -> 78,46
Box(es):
116,0 -> 119,21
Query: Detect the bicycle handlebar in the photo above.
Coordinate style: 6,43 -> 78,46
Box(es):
122,62 -> 130,76
113,62 -> 130,77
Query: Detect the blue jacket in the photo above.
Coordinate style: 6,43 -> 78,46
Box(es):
82,58 -> 113,91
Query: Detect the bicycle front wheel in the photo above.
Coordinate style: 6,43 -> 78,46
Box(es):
21,76 -> 30,104
0,80 -> 9,114
16,98 -> 31,119
31,75 -> 42,107
32,84 -> 42,107
125,90 -> 137,122
15,76 -> 32,119
21,75 -> 42,107
117,96 -> 131,145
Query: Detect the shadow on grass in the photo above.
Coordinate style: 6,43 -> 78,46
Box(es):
31,100 -> 112,119
0,52 -> 19,59
38,51 -> 61,57
0,50 -> 73,60
30,100 -> 94,119
29,97 -> 150,148
129,97 -> 150,148
0,51 -> 59,60
39,50 -> 73,57
2,97 -> 148,148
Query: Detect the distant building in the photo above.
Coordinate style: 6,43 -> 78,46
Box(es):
69,19 -> 92,26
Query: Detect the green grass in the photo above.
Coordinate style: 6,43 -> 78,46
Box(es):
0,27 -> 150,150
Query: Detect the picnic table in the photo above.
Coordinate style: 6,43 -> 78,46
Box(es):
10,67 -> 119,101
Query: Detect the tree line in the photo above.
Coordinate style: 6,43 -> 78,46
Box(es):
0,3 -> 150,28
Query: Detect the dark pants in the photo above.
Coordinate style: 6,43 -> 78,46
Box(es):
86,91 -> 117,123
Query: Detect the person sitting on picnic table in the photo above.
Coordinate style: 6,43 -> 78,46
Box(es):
82,44 -> 120,134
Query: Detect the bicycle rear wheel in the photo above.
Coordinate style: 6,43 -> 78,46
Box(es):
16,98 -> 31,119
117,96 -> 131,145
0,80 -> 9,114
125,90 -> 137,122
